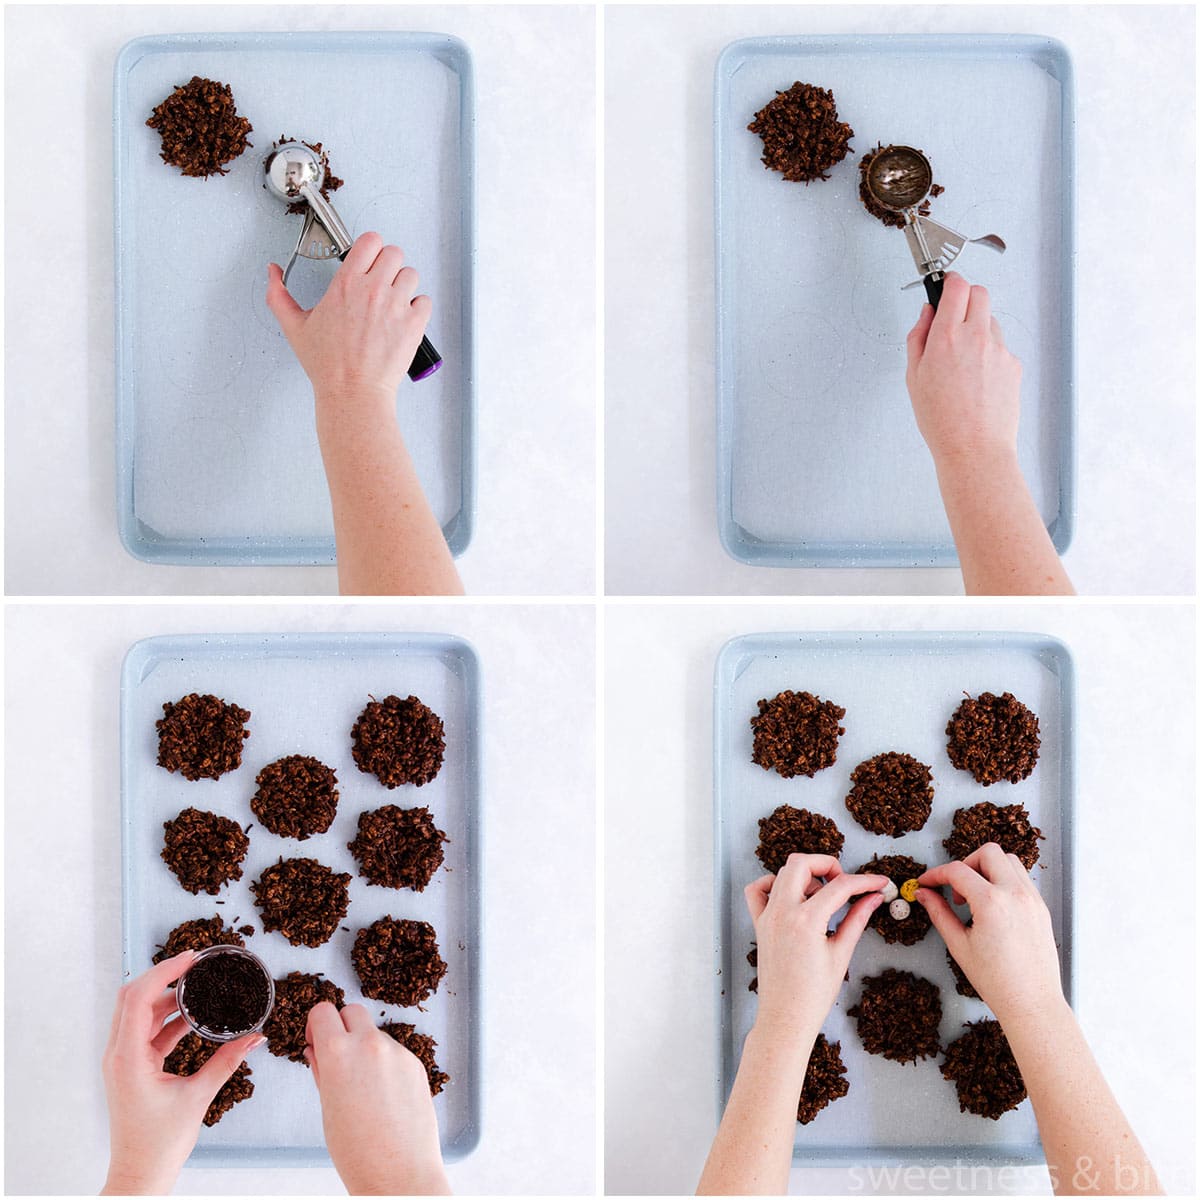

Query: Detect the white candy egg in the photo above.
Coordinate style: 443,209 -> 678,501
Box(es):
880,880 -> 899,902
888,898 -> 911,921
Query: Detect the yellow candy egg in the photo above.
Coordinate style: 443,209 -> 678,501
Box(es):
900,878 -> 919,902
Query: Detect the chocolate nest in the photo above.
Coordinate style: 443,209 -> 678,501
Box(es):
797,1032 -> 850,1124
161,808 -> 249,895
858,854 -> 932,946
250,755 -> 340,840
251,857 -> 352,948
146,76 -> 253,179
945,692 -> 1041,786
857,143 -> 944,229
263,971 -> 346,1065
943,801 -> 1045,870
352,695 -> 446,788
156,693 -> 251,781
751,690 -> 846,778
755,805 -> 845,874
348,805 -> 449,891
748,82 -> 854,184
153,915 -> 245,969
271,134 -> 345,216
941,1019 -> 1027,1119
844,752 -> 934,836
381,1022 -> 451,1095
352,917 -> 448,1007
847,968 -> 942,1064
947,948 -> 981,1000
164,1031 -> 254,1124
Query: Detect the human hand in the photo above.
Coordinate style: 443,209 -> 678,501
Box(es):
744,855 -> 888,1046
305,1001 -> 450,1196
101,951 -> 265,1195
265,232 -> 432,415
916,843 -> 1065,1026
905,272 -> 1023,474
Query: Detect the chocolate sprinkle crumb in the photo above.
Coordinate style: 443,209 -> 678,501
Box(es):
352,917 -> 448,1007
381,1022 -> 451,1095
946,692 -> 1041,785
251,857 -> 351,948
844,752 -> 934,836
156,693 -> 251,780
164,1032 -> 254,1124
941,1019 -> 1027,1118
161,808 -> 249,895
352,696 -> 446,788
264,971 -> 345,1065
943,801 -> 1045,870
751,691 -> 845,778
349,805 -> 449,891
748,82 -> 854,184
756,805 -> 845,874
251,755 -> 340,840
848,968 -> 942,1063
146,77 -> 253,179
858,853 -> 932,945
797,1033 -> 850,1124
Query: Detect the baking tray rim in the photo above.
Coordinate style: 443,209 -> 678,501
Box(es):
713,34 -> 1077,568
711,629 -> 1077,1165
119,630 -> 484,1165
113,31 -> 478,566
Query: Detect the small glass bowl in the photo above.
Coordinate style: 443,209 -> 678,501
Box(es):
176,944 -> 275,1043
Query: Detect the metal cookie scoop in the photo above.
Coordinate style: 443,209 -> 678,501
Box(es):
264,140 -> 441,382
864,145 -> 1006,311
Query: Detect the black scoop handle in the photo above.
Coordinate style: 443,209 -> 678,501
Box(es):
924,272 -> 945,311
337,249 -> 443,383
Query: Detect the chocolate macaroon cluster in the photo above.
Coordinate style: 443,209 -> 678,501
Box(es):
755,805 -> 844,874
353,917 -> 448,1008
251,857 -> 352,948
349,805 -> 449,891
381,1021 -> 451,1095
263,971 -> 346,1065
751,690 -> 846,779
848,968 -> 943,1064
943,801 -> 1044,870
153,915 -> 245,968
940,1019 -> 1027,1119
250,755 -> 339,840
797,1032 -> 850,1124
844,752 -> 934,836
161,808 -> 250,895
164,1031 -> 255,1124
146,76 -> 253,179
858,854 -> 932,946
748,82 -> 854,184
156,693 -> 251,781
945,692 -> 1041,785
352,695 -> 446,788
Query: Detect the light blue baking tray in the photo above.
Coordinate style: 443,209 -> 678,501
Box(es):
121,633 -> 482,1164
713,632 -> 1076,1165
114,33 -> 476,564
715,36 -> 1076,567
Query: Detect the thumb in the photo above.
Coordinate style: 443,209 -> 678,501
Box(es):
831,891 -> 884,953
190,1033 -> 264,1100
265,263 -> 307,341
914,886 -> 968,960
905,301 -> 935,372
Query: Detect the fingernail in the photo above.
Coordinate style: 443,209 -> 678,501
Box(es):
248,1035 -> 266,1051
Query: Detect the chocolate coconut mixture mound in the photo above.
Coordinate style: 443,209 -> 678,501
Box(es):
946,692 -> 1041,786
270,134 -> 345,216
756,804 -> 844,874
353,917 -> 448,1007
844,752 -> 934,836
164,1031 -> 254,1124
153,915 -> 245,968
352,695 -> 446,788
264,971 -> 346,1065
941,1019 -> 1027,1119
748,82 -> 854,184
848,968 -> 942,1064
251,857 -> 351,948
943,801 -> 1045,870
156,693 -> 251,781
859,853 -> 932,946
947,948 -> 980,1000
251,755 -> 339,840
751,690 -> 846,778
349,805 -> 449,891
381,1022 -> 451,1095
146,77 -> 253,179
857,143 -> 944,228
797,1033 -> 850,1124
161,808 -> 249,895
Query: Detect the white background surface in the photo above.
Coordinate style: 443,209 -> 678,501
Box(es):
605,5 -> 1196,595
4,602 -> 597,1195
4,5 -> 596,596
605,603 -> 1196,1194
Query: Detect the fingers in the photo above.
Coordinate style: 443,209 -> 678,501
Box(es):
743,875 -> 774,922
805,872 -> 890,922
914,886 -> 970,959
830,890 -> 886,950
917,860 -> 990,908
368,244 -> 407,285
118,951 -> 196,1044
303,1045 -> 322,1087
392,266 -> 420,303
932,270 -> 970,325
965,281 -> 991,328
339,1003 -> 376,1034
150,1013 -> 193,1059
265,263 -> 308,341
305,999 -> 347,1052
906,302 -> 935,368
960,842 -> 1021,886
409,292 -> 433,329
189,1032 -> 264,1098
342,230 -> 384,273
989,315 -> 1006,346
